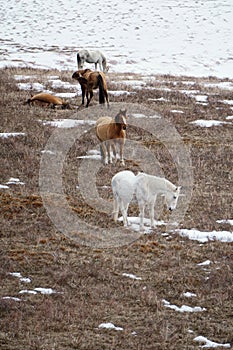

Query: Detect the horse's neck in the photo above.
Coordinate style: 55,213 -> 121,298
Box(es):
114,122 -> 125,135
106,121 -> 125,139
82,69 -> 91,76
164,178 -> 176,192
148,176 -> 174,194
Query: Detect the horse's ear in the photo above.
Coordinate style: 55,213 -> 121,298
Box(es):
72,72 -> 78,79
176,186 -> 182,192
120,109 -> 127,115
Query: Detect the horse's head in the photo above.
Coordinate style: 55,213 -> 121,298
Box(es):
163,186 -> 181,211
103,65 -> 110,73
61,102 -> 71,109
72,71 -> 80,80
115,109 -> 127,130
72,71 -> 88,86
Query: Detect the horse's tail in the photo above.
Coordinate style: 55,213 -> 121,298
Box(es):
97,74 -> 105,104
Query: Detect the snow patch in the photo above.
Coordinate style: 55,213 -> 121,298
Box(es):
99,322 -> 123,331
163,299 -> 206,313
190,120 -> 230,127
194,335 -> 231,348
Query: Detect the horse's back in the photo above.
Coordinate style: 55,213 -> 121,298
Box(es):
89,50 -> 103,59
96,116 -> 112,140
82,70 -> 101,86
96,116 -> 112,126
78,49 -> 105,63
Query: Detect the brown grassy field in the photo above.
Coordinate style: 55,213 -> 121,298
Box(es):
0,67 -> 232,349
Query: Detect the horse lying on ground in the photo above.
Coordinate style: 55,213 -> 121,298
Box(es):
72,69 -> 109,108
111,170 -> 181,229
77,49 -> 108,72
27,93 -> 70,109
96,109 -> 127,165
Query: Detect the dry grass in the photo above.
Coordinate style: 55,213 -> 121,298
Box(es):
0,67 -> 232,349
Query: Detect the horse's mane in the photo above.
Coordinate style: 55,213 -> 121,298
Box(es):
82,68 -> 91,74
114,109 -> 127,123
164,178 -> 177,192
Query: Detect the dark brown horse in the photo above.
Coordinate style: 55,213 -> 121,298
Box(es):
72,69 -> 109,108
96,109 -> 127,165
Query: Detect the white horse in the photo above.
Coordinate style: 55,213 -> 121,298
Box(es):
111,170 -> 181,230
77,49 -> 108,72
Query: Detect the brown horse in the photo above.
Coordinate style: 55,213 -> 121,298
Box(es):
27,93 -> 70,109
72,68 -> 109,108
96,109 -> 127,165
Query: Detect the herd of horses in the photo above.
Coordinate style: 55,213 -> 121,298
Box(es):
27,49 -> 181,229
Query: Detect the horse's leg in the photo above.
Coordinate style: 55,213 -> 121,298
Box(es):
113,197 -> 120,223
102,57 -> 107,72
77,56 -> 81,69
111,141 -> 117,163
99,60 -> 103,71
106,140 -> 112,164
119,199 -> 128,227
85,90 -> 89,107
101,142 -> 108,165
95,62 -> 97,71
149,198 -> 156,228
124,202 -> 130,226
85,89 -> 90,107
104,89 -> 109,108
81,85 -> 85,105
86,89 -> 93,108
138,201 -> 145,231
119,139 -> 125,166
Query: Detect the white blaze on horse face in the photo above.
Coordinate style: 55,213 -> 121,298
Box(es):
122,115 -> 127,130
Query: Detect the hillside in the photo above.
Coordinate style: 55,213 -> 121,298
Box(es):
0,67 -> 232,349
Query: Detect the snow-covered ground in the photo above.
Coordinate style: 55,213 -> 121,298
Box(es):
1,0 -> 233,78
